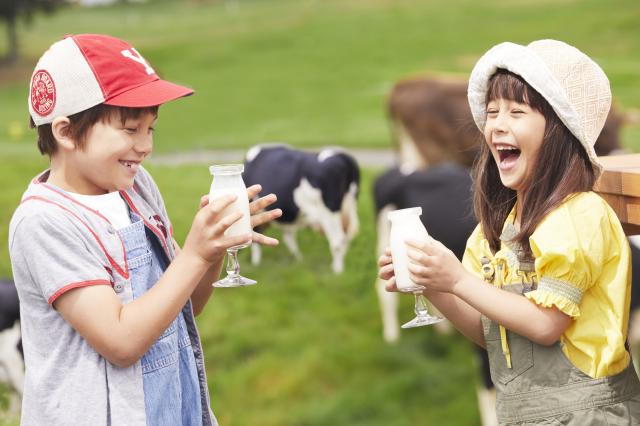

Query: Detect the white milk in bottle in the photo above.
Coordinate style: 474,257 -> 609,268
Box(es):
388,207 -> 430,292
209,164 -> 252,245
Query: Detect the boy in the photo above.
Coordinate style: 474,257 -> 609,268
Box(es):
9,34 -> 281,426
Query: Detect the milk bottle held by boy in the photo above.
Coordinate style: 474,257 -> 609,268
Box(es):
209,164 -> 252,246
388,207 -> 430,291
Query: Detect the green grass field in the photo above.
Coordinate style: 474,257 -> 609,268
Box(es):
0,0 -> 639,424
153,165 -> 480,425
1,0 -> 639,152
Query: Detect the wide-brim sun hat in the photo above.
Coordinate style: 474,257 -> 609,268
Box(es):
467,39 -> 611,176
29,34 -> 194,126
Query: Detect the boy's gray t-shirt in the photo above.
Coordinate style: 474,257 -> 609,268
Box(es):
9,168 -> 216,426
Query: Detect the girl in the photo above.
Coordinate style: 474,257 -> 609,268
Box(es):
379,40 -> 640,424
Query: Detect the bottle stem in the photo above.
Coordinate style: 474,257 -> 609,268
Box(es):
414,292 -> 429,318
226,249 -> 240,277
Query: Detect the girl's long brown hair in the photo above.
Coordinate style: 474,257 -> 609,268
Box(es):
472,69 -> 596,256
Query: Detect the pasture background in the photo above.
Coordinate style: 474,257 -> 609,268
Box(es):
0,0 -> 638,424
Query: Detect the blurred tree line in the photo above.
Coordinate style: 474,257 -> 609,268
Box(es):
0,0 -> 64,64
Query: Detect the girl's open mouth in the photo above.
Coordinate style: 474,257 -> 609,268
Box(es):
497,146 -> 521,169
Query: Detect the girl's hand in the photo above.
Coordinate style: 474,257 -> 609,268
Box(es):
184,194 -> 252,265
406,238 -> 469,294
377,247 -> 398,292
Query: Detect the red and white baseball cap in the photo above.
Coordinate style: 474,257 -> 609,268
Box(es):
29,34 -> 194,126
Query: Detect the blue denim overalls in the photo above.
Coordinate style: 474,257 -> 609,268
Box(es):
118,214 -> 203,426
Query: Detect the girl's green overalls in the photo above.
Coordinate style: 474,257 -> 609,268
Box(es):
481,230 -> 640,425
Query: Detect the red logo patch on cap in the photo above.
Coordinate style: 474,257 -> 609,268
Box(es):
30,70 -> 56,117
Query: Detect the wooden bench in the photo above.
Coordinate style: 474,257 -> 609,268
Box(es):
595,154 -> 640,235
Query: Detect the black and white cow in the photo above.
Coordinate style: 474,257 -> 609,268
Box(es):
243,144 -> 360,274
0,279 -> 24,415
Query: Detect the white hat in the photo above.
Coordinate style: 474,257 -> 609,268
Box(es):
29,34 -> 194,126
467,39 -> 611,175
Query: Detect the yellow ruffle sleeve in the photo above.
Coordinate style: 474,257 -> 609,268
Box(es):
461,224 -> 486,278
526,193 -> 612,318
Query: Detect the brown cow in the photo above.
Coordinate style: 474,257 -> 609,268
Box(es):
387,74 -> 624,168
387,75 -> 479,171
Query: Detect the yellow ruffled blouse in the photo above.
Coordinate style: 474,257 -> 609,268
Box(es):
462,191 -> 632,378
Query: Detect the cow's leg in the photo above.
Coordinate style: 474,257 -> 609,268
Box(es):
474,347 -> 497,426
0,321 -> 24,418
293,178 -> 347,273
341,182 -> 360,241
317,212 -> 348,274
282,227 -> 303,261
477,386 -> 498,426
375,205 -> 400,343
376,277 -> 399,343
0,321 -> 24,396
251,243 -> 262,266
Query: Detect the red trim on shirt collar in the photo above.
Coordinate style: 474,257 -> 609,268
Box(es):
120,191 -> 171,257
31,173 -> 118,227
39,183 -> 114,224
21,196 -> 130,280
32,170 -> 49,185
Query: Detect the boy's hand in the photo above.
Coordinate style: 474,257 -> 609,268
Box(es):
247,184 -> 282,246
183,194 -> 251,265
199,184 -> 282,246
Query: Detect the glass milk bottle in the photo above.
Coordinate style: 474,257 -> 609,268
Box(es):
387,207 -> 443,328
209,164 -> 252,245
388,207 -> 429,291
209,164 -> 256,287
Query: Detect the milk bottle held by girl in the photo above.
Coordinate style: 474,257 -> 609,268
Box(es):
388,207 -> 430,291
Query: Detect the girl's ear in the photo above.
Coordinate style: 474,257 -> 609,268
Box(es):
51,117 -> 75,151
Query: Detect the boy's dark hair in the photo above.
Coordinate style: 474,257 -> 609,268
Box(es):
471,69 -> 596,256
30,104 -> 159,156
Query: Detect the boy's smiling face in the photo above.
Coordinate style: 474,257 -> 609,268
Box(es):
58,110 -> 157,195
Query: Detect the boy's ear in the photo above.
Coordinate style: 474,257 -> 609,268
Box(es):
51,117 -> 76,151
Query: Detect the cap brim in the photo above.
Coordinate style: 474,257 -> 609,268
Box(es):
104,78 -> 194,108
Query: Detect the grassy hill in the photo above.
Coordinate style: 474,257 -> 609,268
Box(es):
1,0 -> 639,153
0,0 -> 639,424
